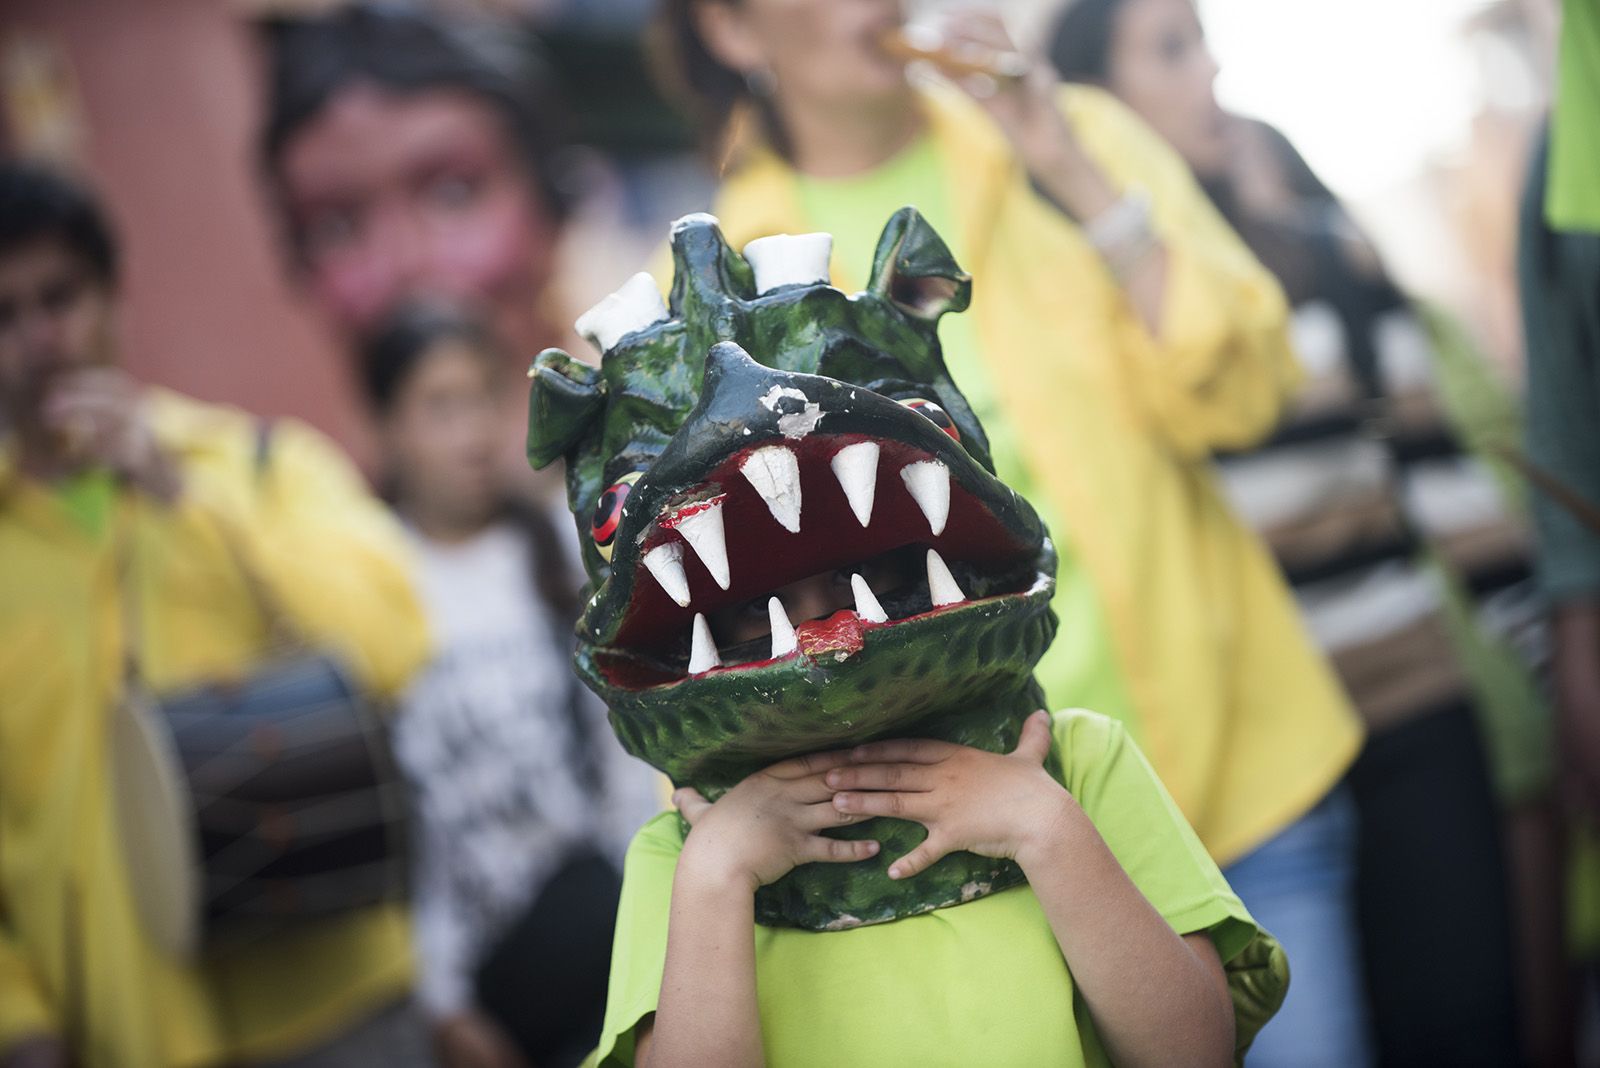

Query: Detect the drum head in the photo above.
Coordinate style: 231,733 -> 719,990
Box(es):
111,692 -> 201,959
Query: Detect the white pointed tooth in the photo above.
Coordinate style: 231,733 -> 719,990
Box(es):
688,613 -> 721,674
768,597 -> 798,658
900,460 -> 950,536
642,543 -> 691,607
926,549 -> 966,607
743,232 -> 833,294
740,446 -> 802,533
574,272 -> 669,353
830,442 -> 880,527
673,500 -> 731,590
851,573 -> 888,624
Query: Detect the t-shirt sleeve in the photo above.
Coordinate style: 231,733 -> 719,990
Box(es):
587,813 -> 685,1068
1054,708 -> 1289,1055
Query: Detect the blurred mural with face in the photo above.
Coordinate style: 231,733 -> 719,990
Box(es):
277,87 -> 557,352
261,6 -> 566,361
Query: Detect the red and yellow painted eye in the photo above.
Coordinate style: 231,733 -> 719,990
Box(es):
898,398 -> 960,442
592,471 -> 643,562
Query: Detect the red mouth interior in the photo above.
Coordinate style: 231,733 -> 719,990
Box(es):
609,433 -> 1033,657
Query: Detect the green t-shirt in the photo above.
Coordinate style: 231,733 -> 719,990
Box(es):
56,469 -> 116,538
590,710 -> 1273,1067
794,136 -> 1135,726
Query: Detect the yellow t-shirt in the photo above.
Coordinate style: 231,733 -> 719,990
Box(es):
590,709 -> 1285,1067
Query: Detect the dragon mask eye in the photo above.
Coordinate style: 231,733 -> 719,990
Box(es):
592,472 -> 643,561
898,398 -> 959,443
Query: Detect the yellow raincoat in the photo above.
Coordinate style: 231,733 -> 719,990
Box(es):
0,390 -> 428,1066
702,85 -> 1363,865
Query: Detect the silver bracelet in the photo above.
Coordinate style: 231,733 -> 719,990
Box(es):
1084,187 -> 1157,280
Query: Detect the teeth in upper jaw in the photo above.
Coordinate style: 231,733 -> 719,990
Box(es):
851,574 -> 888,624
740,446 -> 802,533
642,543 -> 692,607
574,272 -> 669,353
743,232 -> 833,294
672,500 -> 731,590
926,549 -> 966,607
768,597 -> 798,658
830,442 -> 880,527
900,461 -> 950,536
688,612 -> 721,674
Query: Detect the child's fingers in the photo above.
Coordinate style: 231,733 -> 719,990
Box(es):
888,836 -> 950,880
849,737 -> 957,765
824,762 -> 933,793
672,787 -> 712,825
830,790 -> 930,820
788,774 -> 847,805
799,801 -> 876,830
767,748 -> 858,780
1009,710 -> 1054,765
800,835 -> 880,864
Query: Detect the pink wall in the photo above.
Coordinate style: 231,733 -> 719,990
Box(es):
4,0 -> 375,467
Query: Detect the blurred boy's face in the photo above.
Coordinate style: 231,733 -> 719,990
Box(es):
379,338 -> 501,531
0,238 -> 116,420
276,86 -> 557,348
1105,0 -> 1227,175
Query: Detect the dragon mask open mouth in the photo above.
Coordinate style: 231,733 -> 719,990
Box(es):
528,209 -> 1058,929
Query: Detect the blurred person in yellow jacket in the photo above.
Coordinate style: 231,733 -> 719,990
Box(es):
1047,1 -> 1531,1063
652,1 -> 1366,1062
0,163 -> 431,1067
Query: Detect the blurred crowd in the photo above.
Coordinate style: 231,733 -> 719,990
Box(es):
0,0 -> 1597,1066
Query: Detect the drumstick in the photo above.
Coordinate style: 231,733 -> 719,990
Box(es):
878,25 -> 1032,81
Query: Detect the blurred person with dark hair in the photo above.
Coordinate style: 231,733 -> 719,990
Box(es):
1049,1 -> 1533,1064
358,303 -> 659,1068
647,0 -> 1364,1059
258,2 -> 569,362
0,163 -> 432,1067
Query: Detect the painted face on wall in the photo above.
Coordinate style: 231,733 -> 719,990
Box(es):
528,210 -> 1060,930
275,85 -> 558,348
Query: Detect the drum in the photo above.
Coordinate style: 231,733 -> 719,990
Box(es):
112,654 -> 410,959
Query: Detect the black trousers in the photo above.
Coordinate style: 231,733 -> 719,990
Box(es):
474,849 -> 624,1068
1347,701 -> 1523,1067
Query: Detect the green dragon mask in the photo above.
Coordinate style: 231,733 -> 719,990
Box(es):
527,209 -> 1058,930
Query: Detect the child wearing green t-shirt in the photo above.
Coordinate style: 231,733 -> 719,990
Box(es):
589,583 -> 1277,1068
615,713 -> 1260,1067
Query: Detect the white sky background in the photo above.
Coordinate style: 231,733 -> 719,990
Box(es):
1197,0 -> 1496,200
1002,0 -> 1506,201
